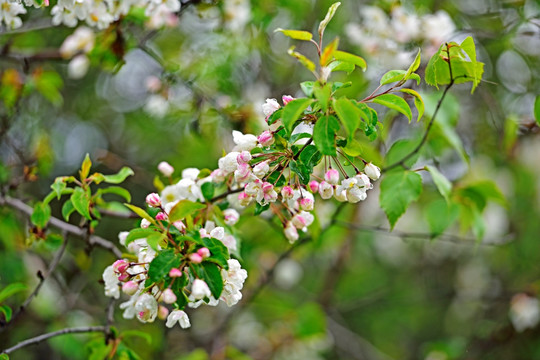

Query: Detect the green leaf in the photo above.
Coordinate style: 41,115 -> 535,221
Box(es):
80,154 -> 92,181
425,199 -> 459,238
168,200 -> 207,223
342,138 -> 363,157
300,81 -> 315,97
426,165 -> 452,202
94,167 -> 134,184
202,237 -> 229,269
380,170 -> 423,229
121,330 -> 152,345
0,304 -> 12,322
457,180 -> 506,210
31,202 -> 51,228
385,139 -> 420,169
313,82 -> 331,111
275,29 -> 313,41
399,89 -> 424,122
192,262 -> 223,299
290,160 -> 310,185
125,228 -> 158,246
71,187 -> 92,220
333,98 -> 360,139
333,50 -> 367,72
147,249 -> 181,283
318,2 -> 341,38
298,145 -> 322,170
0,353 -> 9,360
201,182 -> 215,201
124,204 -> 156,225
0,283 -> 27,303
404,49 -> 421,80
321,37 -> 339,66
146,232 -> 167,251
313,115 -> 340,156
51,177 -> 67,200
254,203 -> 270,215
534,95 -> 540,126
61,200 -> 75,222
97,186 -> 132,202
380,70 -> 406,86
281,98 -> 314,135
329,61 -> 355,74
34,70 -> 63,106
288,46 -> 316,72
372,94 -> 412,122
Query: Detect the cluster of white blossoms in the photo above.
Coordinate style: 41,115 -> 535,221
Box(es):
59,26 -> 95,79
345,5 -> 456,69
1,0 -> 180,30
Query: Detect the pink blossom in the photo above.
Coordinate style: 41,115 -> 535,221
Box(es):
190,253 -> 203,264
282,95 -> 294,105
308,181 -> 320,193
324,169 -> 340,185
197,247 -> 210,258
146,193 -> 161,207
258,130 -> 274,147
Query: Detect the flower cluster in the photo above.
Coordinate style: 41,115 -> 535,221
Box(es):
346,5 -> 456,68
1,0 -> 181,30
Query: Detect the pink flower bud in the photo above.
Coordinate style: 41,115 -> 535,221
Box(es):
281,186 -> 294,199
237,151 -> 252,164
146,193 -> 161,207
308,181 -> 320,193
113,260 -> 129,274
197,247 -> 210,258
284,221 -> 299,243
173,221 -> 186,232
262,181 -> 274,193
234,162 -> 252,183
158,305 -> 169,320
325,169 -> 340,185
155,212 -> 167,221
238,192 -> 252,206
282,95 -> 294,105
299,197 -> 314,211
118,273 -> 130,282
257,130 -> 274,147
189,253 -> 203,264
169,268 -> 183,277
161,289 -> 177,304
158,161 -> 174,177
122,281 -> 138,295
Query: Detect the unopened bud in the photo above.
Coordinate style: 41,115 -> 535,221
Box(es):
308,181 -> 319,193
281,186 -> 294,199
122,281 -> 138,296
325,169 -> 340,185
158,161 -> 174,177
197,247 -> 210,258
189,253 -> 203,264
258,130 -> 274,147
169,268 -> 183,277
161,289 -> 177,304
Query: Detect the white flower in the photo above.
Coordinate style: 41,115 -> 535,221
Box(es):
252,161 -> 270,178
102,265 -> 120,299
510,294 -> 540,332
218,151 -> 240,174
284,222 -> 299,243
182,168 -> 200,181
166,310 -> 191,329
191,279 -> 212,300
232,130 -> 258,152
291,211 -> 314,232
144,94 -> 170,118
60,26 -> 95,58
223,208 -> 240,226
318,181 -> 334,199
68,55 -> 90,79
135,293 -> 158,323
210,227 -> 225,241
422,10 -> 455,45
220,259 -> 248,307
0,1 -> 26,30
364,163 -> 381,181
158,161 -> 174,177
262,98 -> 280,118
222,234 -> 238,252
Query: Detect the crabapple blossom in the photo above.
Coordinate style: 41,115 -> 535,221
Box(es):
262,98 -> 280,118
103,266 -> 120,299
146,193 -> 161,207
122,281 -> 139,296
166,310 -> 191,329
282,95 -> 294,105
232,130 -> 258,152
325,169 -> 340,185
135,293 -> 158,323
258,130 -> 274,147
158,306 -> 169,321
169,268 -> 183,277
189,253 -> 203,264
253,161 -> 270,178
223,208 -> 240,225
308,181 -> 320,193
364,163 -> 381,180
197,247 -> 210,258
158,161 -> 174,177
281,186 -> 294,199
319,181 -> 334,199
237,151 -> 252,164
191,279 -> 212,300
284,222 -> 299,243
161,289 -> 177,304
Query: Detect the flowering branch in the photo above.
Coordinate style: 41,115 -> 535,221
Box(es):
1,326 -> 107,355
0,195 -> 122,258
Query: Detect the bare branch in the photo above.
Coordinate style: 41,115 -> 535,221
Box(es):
1,326 -> 106,355
0,195 -> 123,258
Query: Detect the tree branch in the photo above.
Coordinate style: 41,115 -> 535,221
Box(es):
334,220 -> 513,246
1,233 -> 69,332
0,195 -> 123,258
1,326 -> 106,355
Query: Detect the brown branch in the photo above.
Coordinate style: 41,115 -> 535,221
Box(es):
1,233 -> 69,333
0,195 -> 123,258
1,326 -> 106,355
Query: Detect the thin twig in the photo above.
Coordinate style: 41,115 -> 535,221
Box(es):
1,233 -> 69,332
1,326 -> 106,355
0,195 -> 123,258
334,221 -> 513,246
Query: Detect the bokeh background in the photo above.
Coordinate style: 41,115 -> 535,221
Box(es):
1,0 -> 539,359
